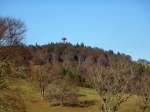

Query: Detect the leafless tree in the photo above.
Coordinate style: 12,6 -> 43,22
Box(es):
92,64 -> 131,112
0,17 -> 26,46
128,72 -> 150,112
34,65 -> 49,98
141,76 -> 150,112
48,76 -> 79,106
0,18 -> 7,44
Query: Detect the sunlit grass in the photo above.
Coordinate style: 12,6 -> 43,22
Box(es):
2,78 -> 148,112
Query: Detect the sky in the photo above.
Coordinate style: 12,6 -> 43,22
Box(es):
0,0 -> 150,60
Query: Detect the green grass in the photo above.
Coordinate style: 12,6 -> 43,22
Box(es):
3,78 -> 99,112
79,87 -> 97,96
2,78 -> 149,112
79,87 -> 99,102
7,77 -> 41,101
119,95 -> 146,112
26,86 -> 99,112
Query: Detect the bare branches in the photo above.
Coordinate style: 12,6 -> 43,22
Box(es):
0,17 -> 26,46
34,65 -> 49,98
91,64 -> 132,112
90,61 -> 150,112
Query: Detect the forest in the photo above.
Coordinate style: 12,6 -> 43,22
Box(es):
0,17 -> 150,112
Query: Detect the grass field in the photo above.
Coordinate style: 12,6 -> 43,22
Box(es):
6,78 -> 99,112
2,78 -> 148,112
25,87 -> 99,112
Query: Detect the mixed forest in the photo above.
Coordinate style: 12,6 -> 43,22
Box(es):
0,17 -> 150,112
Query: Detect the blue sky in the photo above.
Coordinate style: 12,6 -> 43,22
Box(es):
0,0 -> 150,60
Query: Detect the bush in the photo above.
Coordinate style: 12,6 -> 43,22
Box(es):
0,90 -> 26,112
60,67 -> 86,86
48,78 -> 79,106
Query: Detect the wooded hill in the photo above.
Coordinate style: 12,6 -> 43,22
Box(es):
0,42 -> 150,112
0,42 -> 150,86
0,16 -> 150,112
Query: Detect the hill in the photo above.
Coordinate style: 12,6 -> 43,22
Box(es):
0,42 -> 150,112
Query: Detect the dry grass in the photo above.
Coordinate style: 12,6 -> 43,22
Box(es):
26,87 -> 99,112
3,78 -> 149,112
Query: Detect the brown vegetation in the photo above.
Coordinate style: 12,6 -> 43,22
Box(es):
0,16 -> 149,112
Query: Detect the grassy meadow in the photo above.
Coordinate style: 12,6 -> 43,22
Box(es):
0,77 -> 147,112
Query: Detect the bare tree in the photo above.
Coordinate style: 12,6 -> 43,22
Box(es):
92,64 -> 131,112
48,76 -> 79,106
0,17 -> 26,46
141,76 -> 150,112
0,18 -> 7,44
128,72 -> 150,112
34,65 -> 49,98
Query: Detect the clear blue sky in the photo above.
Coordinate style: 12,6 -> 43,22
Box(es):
0,0 -> 150,60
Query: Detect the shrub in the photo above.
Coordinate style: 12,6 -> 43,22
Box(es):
48,78 -> 79,106
0,90 -> 26,112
